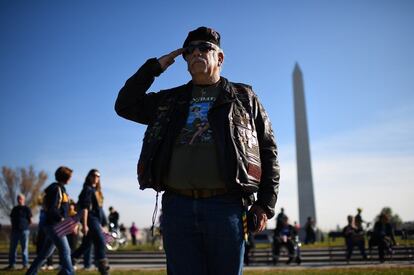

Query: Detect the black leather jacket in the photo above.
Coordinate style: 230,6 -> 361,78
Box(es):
115,58 -> 280,218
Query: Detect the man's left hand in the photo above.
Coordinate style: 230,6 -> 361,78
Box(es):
249,205 -> 268,233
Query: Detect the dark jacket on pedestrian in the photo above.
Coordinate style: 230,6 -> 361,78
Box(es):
372,220 -> 396,245
42,182 -> 70,225
77,185 -> 106,225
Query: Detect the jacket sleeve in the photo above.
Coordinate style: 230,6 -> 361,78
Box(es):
27,206 -> 33,219
9,207 -> 16,219
77,187 -> 92,210
253,95 -> 280,219
115,58 -> 164,125
45,185 -> 64,223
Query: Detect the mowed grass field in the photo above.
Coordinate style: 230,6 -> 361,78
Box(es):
1,267 -> 414,275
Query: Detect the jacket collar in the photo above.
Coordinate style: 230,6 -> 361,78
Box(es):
183,76 -> 236,106
214,77 -> 236,107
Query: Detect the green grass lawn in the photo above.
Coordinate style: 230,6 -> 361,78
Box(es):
1,267 -> 414,275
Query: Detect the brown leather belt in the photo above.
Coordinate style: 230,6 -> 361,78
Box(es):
167,188 -> 228,199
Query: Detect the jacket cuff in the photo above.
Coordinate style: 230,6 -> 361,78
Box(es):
145,58 -> 163,77
255,198 -> 276,219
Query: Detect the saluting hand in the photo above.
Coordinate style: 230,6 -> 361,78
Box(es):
158,48 -> 185,71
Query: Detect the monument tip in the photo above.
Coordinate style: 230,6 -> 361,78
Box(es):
294,62 -> 302,72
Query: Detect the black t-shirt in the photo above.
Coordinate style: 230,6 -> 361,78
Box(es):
108,211 -> 119,227
165,84 -> 226,190
10,205 -> 32,231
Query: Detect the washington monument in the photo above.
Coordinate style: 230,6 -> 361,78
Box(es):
293,63 -> 316,229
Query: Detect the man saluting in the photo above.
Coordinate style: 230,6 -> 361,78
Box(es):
115,26 -> 280,275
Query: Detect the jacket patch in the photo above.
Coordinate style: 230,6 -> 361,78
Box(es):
248,162 -> 262,181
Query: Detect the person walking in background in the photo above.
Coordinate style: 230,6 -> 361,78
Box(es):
304,216 -> 316,244
129,222 -> 138,245
115,26 -> 280,275
71,169 -> 110,275
342,215 -> 367,261
355,208 -> 364,230
108,206 -> 119,230
6,194 -> 32,270
371,212 -> 396,263
26,166 -> 74,275
275,207 -> 287,231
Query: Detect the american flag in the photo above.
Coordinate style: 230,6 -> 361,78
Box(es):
53,216 -> 79,237
103,231 -> 116,244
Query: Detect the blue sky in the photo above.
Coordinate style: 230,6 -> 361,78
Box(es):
1,0 -> 413,230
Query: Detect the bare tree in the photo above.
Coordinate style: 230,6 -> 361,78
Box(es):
0,166 -> 48,218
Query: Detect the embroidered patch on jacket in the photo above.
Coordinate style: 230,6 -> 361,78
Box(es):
248,163 -> 262,181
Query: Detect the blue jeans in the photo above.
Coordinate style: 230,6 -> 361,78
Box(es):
72,216 -> 106,264
161,192 -> 245,275
26,224 -> 74,275
83,244 -> 92,268
71,235 -> 92,268
9,229 -> 29,267
35,215 -> 54,267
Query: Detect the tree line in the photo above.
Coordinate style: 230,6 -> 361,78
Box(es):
0,166 -> 47,218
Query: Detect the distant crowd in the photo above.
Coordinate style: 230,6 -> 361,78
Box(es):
244,207 -> 398,265
4,166 -> 140,275
4,166 -> 401,273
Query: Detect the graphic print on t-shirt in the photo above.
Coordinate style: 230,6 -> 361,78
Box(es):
178,96 -> 215,145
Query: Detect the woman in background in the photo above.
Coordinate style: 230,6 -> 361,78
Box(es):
71,169 -> 109,274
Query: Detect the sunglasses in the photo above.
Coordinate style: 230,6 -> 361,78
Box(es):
184,42 -> 216,56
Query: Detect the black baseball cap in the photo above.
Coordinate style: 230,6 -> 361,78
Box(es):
183,26 -> 221,48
